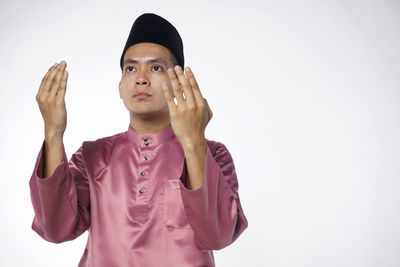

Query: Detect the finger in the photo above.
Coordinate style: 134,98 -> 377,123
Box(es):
168,67 -> 184,104
162,81 -> 177,115
56,70 -> 68,99
43,62 -> 63,93
174,65 -> 195,105
37,63 -> 57,97
49,61 -> 67,98
184,66 -> 204,104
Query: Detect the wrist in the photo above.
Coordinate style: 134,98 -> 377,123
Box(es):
181,138 -> 207,154
45,131 -> 64,145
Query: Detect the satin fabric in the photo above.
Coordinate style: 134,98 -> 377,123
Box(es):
29,124 -> 248,267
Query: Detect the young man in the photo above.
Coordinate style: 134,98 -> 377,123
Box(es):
30,13 -> 248,266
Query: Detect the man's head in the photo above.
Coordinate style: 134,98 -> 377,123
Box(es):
118,13 -> 184,119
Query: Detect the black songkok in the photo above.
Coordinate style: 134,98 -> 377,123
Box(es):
119,13 -> 184,71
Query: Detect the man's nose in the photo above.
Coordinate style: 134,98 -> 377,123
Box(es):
136,78 -> 148,85
136,70 -> 149,85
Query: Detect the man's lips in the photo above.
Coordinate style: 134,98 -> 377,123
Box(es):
134,92 -> 152,99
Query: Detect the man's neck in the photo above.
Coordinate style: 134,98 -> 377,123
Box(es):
129,112 -> 171,135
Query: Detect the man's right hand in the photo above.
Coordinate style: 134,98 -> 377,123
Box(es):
36,60 -> 69,141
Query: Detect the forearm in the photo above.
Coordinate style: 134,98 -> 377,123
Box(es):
30,140 -> 90,243
179,141 -> 249,250
181,138 -> 207,190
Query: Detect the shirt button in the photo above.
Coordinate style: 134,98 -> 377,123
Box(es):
143,155 -> 148,161
144,141 -> 149,146
139,188 -> 144,194
140,171 -> 145,176
143,137 -> 148,141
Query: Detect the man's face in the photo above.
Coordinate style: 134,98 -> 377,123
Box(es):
119,42 -> 175,118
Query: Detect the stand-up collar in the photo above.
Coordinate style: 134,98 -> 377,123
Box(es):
126,123 -> 176,147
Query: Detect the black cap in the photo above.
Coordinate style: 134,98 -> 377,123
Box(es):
120,13 -> 184,71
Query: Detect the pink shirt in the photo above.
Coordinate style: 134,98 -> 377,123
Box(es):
29,124 -> 248,267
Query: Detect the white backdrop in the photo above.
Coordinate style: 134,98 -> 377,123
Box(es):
1,0 -> 399,266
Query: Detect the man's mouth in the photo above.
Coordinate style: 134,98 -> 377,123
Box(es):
134,92 -> 152,99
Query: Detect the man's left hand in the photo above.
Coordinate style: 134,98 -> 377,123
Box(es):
162,65 -> 213,151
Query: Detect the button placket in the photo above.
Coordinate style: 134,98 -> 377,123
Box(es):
143,136 -> 149,146
127,125 -> 178,224
138,170 -> 146,196
138,146 -> 150,199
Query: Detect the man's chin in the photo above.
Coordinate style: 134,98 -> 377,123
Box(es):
129,109 -> 166,119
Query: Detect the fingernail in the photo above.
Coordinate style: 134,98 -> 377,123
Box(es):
174,65 -> 180,71
168,68 -> 174,75
185,66 -> 191,72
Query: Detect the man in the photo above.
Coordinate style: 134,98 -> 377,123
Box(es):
30,13 -> 248,266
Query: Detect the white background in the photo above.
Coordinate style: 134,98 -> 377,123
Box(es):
1,0 -> 399,266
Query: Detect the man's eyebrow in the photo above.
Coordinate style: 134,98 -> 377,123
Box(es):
123,58 -> 169,67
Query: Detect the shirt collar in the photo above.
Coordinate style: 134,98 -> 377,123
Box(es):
126,123 -> 176,147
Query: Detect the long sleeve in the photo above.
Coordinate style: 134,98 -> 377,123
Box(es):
29,140 -> 91,243
179,141 -> 248,250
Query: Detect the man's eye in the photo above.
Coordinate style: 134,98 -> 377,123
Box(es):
152,66 -> 162,71
126,66 -> 135,72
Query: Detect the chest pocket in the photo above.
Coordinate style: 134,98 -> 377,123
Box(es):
163,179 -> 192,229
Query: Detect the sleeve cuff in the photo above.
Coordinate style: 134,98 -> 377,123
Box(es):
34,139 -> 68,187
